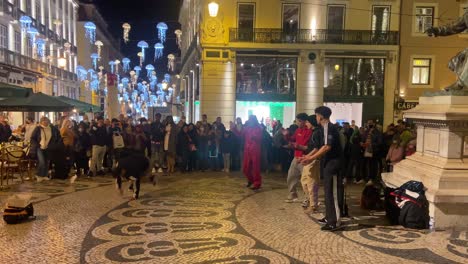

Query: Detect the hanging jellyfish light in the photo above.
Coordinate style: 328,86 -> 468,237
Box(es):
122,23 -> 131,43
94,40 -> 103,59
156,22 -> 168,43
76,65 -> 87,81
137,52 -> 143,67
154,43 -> 164,60
134,66 -> 141,77
122,58 -> 131,72
174,29 -> 182,49
121,77 -> 129,87
137,41 -> 149,62
150,75 -> 157,91
164,73 -> 171,83
167,54 -> 175,71
90,79 -> 100,91
19,16 -> 32,32
27,27 -> 39,46
109,61 -> 116,74
84,22 -> 97,44
145,64 -> 155,79
90,53 -> 100,70
35,38 -> 46,58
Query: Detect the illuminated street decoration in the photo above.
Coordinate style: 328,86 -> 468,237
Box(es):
137,41 -> 149,62
27,27 -> 38,46
76,65 -> 87,81
164,73 -> 171,83
156,22 -> 168,43
122,58 -> 131,72
35,38 -> 46,57
84,22 -> 97,44
145,64 -> 155,78
90,53 -> 100,70
175,29 -> 182,49
95,40 -> 103,58
134,66 -> 142,77
109,61 -> 116,74
167,54 -> 175,71
19,16 -> 32,32
64,42 -> 71,54
122,23 -> 131,43
154,43 -> 164,60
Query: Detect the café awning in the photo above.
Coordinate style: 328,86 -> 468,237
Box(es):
0,83 -> 32,98
56,96 -> 101,113
0,92 -> 73,112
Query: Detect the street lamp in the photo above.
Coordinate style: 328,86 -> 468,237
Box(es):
208,1 -> 219,17
58,57 -> 67,69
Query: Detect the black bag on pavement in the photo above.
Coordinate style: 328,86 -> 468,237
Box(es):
3,203 -> 34,224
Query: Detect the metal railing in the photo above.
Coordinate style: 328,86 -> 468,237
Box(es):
229,28 -> 399,45
0,48 -> 77,81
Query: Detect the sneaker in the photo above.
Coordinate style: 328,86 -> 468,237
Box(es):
97,170 -> 105,176
317,218 -> 327,225
158,168 -> 163,173
284,198 -> 299,203
304,206 -> 319,214
246,182 -> 253,188
43,176 -> 50,181
226,169 -> 230,173
70,175 -> 78,184
301,199 -> 310,208
355,180 -> 364,184
36,176 -> 45,183
87,172 -> 94,178
321,224 -> 341,232
250,186 -> 261,191
366,180 -> 374,186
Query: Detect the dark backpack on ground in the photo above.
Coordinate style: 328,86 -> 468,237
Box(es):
3,203 -> 34,224
361,185 -> 382,210
384,187 -> 400,225
391,188 -> 429,229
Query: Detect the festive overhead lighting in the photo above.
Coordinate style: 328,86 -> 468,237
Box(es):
109,61 -> 116,74
167,54 -> 175,71
137,41 -> 148,62
35,38 -> 46,57
84,22 -> 97,44
208,1 -> 219,17
164,73 -> 171,83
122,58 -> 131,72
175,29 -> 182,49
27,27 -> 38,46
64,42 -> 71,54
76,65 -> 87,81
145,64 -> 155,78
90,53 -> 100,70
19,15 -> 32,32
156,22 -> 168,43
94,40 -> 103,58
154,43 -> 164,60
122,23 -> 131,43
134,66 -> 141,77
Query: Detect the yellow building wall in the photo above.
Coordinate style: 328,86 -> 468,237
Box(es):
399,0 -> 467,100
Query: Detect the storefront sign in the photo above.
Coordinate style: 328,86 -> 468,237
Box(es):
396,101 -> 418,110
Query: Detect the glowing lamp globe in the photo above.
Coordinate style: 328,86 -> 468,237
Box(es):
208,1 -> 219,17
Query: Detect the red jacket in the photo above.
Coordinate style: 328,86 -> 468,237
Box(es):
291,127 -> 312,157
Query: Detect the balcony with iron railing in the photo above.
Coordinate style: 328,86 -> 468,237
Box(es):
0,48 -> 77,82
229,28 -> 399,45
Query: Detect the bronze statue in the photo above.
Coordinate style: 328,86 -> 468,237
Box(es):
426,10 -> 468,91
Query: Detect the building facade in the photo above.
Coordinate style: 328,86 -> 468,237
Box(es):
396,0 -> 467,119
76,1 -> 122,114
179,0 -> 400,128
0,0 -> 79,97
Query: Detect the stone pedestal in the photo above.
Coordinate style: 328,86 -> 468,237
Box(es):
383,96 -> 468,229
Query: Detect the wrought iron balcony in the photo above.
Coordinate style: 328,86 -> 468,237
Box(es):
0,48 -> 77,81
229,28 -> 399,45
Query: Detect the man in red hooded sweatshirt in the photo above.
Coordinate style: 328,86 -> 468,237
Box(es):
242,115 -> 263,190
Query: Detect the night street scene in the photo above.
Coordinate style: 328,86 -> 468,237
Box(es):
0,0 -> 468,263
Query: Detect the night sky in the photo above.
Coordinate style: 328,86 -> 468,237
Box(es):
92,0 -> 182,75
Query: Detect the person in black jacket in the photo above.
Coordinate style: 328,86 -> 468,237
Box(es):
72,123 -> 92,182
30,117 -> 64,182
0,115 -> 12,143
150,113 -> 165,174
221,130 -> 234,173
88,117 -> 109,177
177,125 -> 191,172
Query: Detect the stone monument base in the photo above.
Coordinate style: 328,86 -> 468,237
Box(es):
383,95 -> 468,229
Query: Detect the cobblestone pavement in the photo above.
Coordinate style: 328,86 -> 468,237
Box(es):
0,172 -> 467,264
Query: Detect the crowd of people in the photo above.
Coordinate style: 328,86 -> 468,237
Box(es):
0,108 -> 417,231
